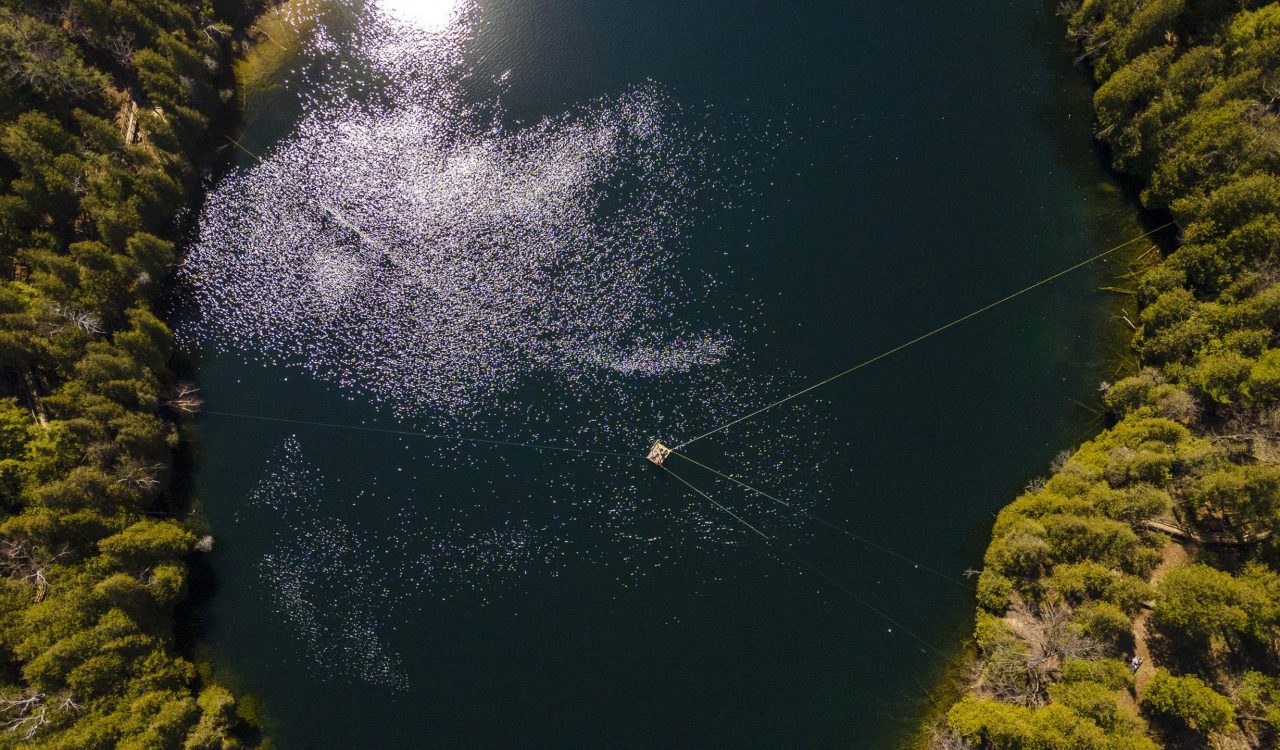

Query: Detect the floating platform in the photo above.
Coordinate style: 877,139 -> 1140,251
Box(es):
646,441 -> 672,466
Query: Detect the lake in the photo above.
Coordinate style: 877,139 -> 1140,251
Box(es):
181,1 -> 1143,747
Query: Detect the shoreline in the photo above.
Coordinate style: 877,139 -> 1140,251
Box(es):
925,2 -> 1280,747
904,6 -> 1174,743
0,1 -> 276,746
191,3 -> 1167,747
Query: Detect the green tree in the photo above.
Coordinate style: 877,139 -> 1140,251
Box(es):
948,696 -> 1156,750
1189,463 -> 1280,535
0,9 -> 108,105
97,520 -> 195,570
1152,563 -> 1272,652
1238,671 -> 1280,733
1141,668 -> 1235,736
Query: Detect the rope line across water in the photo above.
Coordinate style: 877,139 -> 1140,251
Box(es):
771,545 -> 948,658
675,221 -> 1175,449
202,410 -> 639,459
659,461 -> 945,656
658,463 -> 772,540
669,449 -> 973,590
210,130 -> 1158,662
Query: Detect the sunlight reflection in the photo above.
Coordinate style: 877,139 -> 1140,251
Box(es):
376,0 -> 461,31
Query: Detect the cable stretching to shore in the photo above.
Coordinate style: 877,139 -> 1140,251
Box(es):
669,448 -> 973,590
202,410 -> 639,459
658,460 -> 946,656
675,221 -> 1175,449
657,463 -> 771,540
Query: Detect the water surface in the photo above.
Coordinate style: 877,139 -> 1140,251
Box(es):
185,1 -> 1142,747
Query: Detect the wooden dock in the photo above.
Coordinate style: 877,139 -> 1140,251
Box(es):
1140,518 -> 1273,547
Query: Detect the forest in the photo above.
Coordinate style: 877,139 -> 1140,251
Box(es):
931,1 -> 1280,749
0,0 -> 267,747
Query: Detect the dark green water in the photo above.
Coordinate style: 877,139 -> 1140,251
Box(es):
188,1 -> 1143,747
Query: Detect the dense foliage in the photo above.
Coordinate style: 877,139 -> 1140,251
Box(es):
0,0 -> 267,747
930,1 -> 1280,749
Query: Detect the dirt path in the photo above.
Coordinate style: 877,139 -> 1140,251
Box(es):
1131,539 -> 1191,696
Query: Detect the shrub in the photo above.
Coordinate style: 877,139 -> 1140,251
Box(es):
977,568 -> 1014,612
1073,601 -> 1132,645
1061,658 -> 1133,691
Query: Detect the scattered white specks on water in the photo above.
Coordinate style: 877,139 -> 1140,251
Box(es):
180,0 -> 749,419
193,0 -> 831,690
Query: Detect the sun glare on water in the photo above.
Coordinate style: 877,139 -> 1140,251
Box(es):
376,0 -> 461,30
